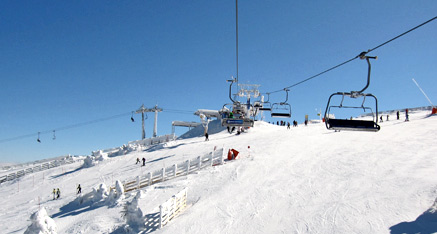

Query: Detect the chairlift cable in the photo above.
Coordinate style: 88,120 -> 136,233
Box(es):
266,16 -> 437,95
235,0 -> 239,83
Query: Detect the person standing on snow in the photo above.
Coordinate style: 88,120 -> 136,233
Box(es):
77,184 -> 82,194
52,188 -> 56,200
405,109 -> 409,121
56,188 -> 61,199
142,157 -> 146,166
205,132 -> 209,141
136,158 -> 140,164
397,111 -> 400,120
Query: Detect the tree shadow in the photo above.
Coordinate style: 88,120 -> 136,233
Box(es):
110,212 -> 161,234
51,167 -> 82,179
51,193 -> 104,218
390,204 -> 437,234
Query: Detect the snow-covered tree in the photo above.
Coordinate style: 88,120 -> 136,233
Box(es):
24,208 -> 57,234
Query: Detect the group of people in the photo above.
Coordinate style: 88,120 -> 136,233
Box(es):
52,188 -> 61,200
136,157 -> 146,166
52,184 -> 82,200
381,110 -> 409,122
270,120 -> 299,129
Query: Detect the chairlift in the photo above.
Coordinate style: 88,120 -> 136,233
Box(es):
220,102 -> 254,128
324,54 -> 380,132
271,89 -> 292,118
37,132 -> 41,143
52,130 -> 56,140
258,93 -> 272,111
130,111 -> 135,122
220,78 -> 254,128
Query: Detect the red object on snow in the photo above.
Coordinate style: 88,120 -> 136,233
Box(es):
432,107 -> 437,115
227,149 -> 240,160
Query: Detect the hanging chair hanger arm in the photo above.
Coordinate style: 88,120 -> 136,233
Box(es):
356,53 -> 377,94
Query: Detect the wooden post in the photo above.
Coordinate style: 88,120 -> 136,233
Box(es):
137,176 -> 140,190
210,152 -> 213,166
148,172 -> 152,186
159,205 -> 163,228
221,148 -> 225,165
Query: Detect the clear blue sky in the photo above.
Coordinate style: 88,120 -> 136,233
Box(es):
1,0 -> 436,163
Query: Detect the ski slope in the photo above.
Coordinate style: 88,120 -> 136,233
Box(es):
1,109 -> 437,234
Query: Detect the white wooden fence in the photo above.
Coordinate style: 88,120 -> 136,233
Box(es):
92,134 -> 176,157
121,148 -> 225,193
0,156 -> 77,184
128,134 -> 176,147
159,188 -> 187,228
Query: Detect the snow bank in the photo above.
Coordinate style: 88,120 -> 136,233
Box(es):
24,208 -> 57,234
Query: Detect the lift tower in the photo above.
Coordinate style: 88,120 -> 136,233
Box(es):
135,104 -> 163,139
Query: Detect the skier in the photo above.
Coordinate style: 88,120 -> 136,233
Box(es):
405,109 -> 409,121
77,184 -> 82,194
396,111 -> 400,120
287,122 -> 291,129
52,188 -> 56,200
205,132 -> 209,141
142,157 -> 146,166
380,116 -> 383,123
136,158 -> 140,164
386,115 -> 389,121
56,188 -> 61,199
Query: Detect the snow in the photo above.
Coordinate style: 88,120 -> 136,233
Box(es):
1,109 -> 437,234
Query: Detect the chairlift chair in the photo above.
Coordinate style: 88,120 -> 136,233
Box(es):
271,89 -> 292,118
324,54 -> 380,132
258,93 -> 272,111
220,102 -> 254,128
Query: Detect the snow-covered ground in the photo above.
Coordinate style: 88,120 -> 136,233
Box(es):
1,109 -> 437,234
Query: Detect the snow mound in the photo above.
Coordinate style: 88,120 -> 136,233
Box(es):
24,207 -> 57,234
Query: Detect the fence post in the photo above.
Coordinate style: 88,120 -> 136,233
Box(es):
173,164 -> 177,178
159,205 -> 163,228
210,152 -> 213,167
148,172 -> 152,186
197,156 -> 201,170
186,160 -> 190,175
161,168 -> 165,182
221,148 -> 225,165
137,176 -> 140,190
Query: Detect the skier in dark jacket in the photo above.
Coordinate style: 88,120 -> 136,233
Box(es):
142,157 -> 146,166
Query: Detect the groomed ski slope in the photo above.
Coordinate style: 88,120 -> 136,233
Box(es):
1,110 -> 437,234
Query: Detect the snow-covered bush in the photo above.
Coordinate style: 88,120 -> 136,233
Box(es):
82,156 -> 96,168
92,183 -> 109,202
123,191 -> 145,230
108,180 -> 125,205
94,150 -> 109,161
24,207 -> 57,234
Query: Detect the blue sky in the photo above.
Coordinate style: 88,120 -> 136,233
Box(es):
1,1 -> 436,163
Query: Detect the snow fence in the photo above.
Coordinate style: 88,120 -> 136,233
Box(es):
0,156 -> 77,184
119,148 -> 225,193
